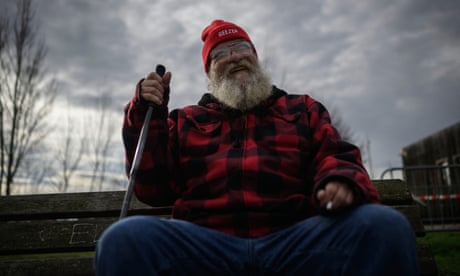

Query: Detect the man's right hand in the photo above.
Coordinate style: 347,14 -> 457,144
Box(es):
140,71 -> 172,105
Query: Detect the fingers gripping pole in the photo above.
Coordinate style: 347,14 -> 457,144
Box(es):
120,64 -> 166,219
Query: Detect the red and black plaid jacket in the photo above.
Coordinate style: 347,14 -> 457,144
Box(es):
123,86 -> 379,237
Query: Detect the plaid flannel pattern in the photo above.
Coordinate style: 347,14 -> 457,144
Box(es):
123,86 -> 379,237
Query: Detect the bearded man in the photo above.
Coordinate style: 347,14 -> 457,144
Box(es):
95,20 -> 418,275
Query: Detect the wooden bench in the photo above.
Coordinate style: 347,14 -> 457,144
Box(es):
0,179 -> 437,275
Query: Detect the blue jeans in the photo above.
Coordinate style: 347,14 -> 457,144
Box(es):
95,204 -> 418,275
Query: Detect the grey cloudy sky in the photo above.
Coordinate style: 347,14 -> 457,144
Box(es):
2,0 -> 459,179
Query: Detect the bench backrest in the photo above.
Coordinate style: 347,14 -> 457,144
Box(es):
0,179 -> 424,256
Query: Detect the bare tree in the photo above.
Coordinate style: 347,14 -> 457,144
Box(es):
329,105 -> 372,175
54,112 -> 86,192
0,0 -> 56,195
329,106 -> 358,144
88,94 -> 116,192
21,151 -> 54,194
0,16 -> 8,195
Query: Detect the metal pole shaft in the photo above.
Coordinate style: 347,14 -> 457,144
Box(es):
120,105 -> 154,218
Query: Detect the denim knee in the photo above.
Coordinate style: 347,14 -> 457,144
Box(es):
95,216 -> 168,275
97,216 -> 145,247
339,204 -> 418,275
353,204 -> 415,238
96,218 -> 127,258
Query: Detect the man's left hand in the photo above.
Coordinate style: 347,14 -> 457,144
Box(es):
316,181 -> 354,211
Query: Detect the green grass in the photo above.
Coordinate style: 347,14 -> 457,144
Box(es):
417,231 -> 460,275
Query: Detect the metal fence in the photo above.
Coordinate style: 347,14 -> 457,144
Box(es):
381,165 -> 460,232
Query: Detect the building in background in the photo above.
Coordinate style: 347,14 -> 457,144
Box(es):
400,121 -> 460,228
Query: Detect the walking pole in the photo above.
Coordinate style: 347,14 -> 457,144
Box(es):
120,64 -> 166,219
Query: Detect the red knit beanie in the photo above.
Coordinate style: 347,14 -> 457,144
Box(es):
201,19 -> 257,73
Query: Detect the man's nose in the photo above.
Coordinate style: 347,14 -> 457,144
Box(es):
227,50 -> 245,61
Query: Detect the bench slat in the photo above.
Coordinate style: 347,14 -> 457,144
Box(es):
1,180 -> 410,220
0,255 -> 94,276
0,191 -> 171,220
372,179 -> 413,205
0,218 -> 114,254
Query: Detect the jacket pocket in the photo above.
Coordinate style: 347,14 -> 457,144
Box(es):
179,115 -> 224,158
185,114 -> 222,136
271,109 -> 302,124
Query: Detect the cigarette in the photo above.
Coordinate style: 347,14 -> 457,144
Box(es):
326,201 -> 333,210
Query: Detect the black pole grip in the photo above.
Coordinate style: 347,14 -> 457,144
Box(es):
156,64 -> 165,77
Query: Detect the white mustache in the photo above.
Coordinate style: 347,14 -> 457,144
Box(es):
224,60 -> 254,76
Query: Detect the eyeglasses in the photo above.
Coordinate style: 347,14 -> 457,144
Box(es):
210,41 -> 254,62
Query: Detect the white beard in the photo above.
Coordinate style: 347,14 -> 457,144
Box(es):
207,61 -> 272,111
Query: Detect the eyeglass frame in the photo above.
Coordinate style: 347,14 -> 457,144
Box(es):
209,40 -> 254,63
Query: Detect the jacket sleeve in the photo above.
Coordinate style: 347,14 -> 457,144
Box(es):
122,80 -> 180,206
305,97 -> 380,205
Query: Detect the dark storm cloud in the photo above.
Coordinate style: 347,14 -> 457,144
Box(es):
30,1 -> 138,109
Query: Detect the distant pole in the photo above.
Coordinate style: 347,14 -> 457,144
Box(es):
367,135 -> 374,179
